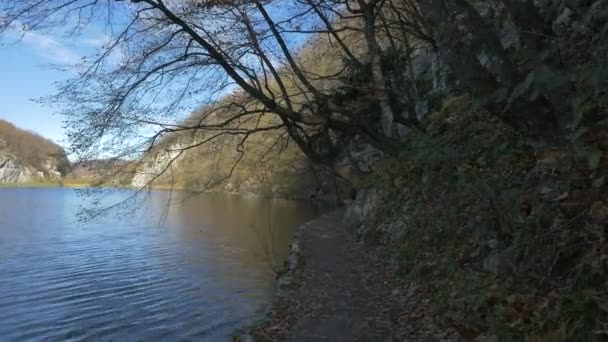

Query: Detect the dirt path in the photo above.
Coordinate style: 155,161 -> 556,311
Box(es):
250,211 -> 456,342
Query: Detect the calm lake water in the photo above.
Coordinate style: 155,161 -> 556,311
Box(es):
0,188 -> 320,341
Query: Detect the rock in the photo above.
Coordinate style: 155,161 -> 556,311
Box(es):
483,253 -> 512,275
0,154 -> 35,183
42,158 -> 64,179
592,176 -> 606,189
344,187 -> 381,227
132,143 -> 188,187
345,140 -> 383,173
540,186 -> 553,195
590,201 -> 608,224
0,152 -> 67,183
553,8 -> 574,34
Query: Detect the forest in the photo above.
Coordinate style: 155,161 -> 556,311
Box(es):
1,0 -> 607,339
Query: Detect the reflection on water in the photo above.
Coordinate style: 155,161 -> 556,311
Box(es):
0,188 -> 319,340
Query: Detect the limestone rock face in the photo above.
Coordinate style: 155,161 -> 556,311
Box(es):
0,152 -> 68,183
344,187 -> 381,227
131,143 -> 187,188
0,154 -> 35,183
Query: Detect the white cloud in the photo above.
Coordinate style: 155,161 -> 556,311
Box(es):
79,33 -> 110,48
2,19 -> 89,65
70,32 -> 125,67
7,28 -> 122,67
4,23 -> 126,70
20,30 -> 81,65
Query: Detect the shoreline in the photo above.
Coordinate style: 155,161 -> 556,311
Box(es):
234,212 -> 335,342
0,182 -> 94,188
0,182 -> 336,202
238,210 -> 456,341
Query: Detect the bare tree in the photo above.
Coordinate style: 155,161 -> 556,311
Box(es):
0,0 -> 411,189
0,0 -> 574,201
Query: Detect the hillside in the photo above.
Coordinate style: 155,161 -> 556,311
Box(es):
2,0 -> 608,339
130,91 -> 347,200
128,22 -> 359,199
0,119 -> 69,183
130,107 -> 321,198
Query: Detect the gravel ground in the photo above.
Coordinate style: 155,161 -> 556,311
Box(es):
250,211 -> 458,342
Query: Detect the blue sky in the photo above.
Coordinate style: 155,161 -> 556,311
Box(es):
0,23 -> 108,147
0,1 -> 314,148
0,32 -> 82,146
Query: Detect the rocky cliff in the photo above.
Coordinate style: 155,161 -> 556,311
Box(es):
0,149 -> 67,183
0,153 -> 41,183
0,120 -> 69,183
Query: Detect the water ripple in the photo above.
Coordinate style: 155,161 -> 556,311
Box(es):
0,189 -> 319,340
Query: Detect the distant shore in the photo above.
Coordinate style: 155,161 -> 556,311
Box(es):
0,182 -> 326,201
0,181 -> 115,189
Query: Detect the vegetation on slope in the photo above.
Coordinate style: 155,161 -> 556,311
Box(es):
344,1 -> 608,338
0,119 -> 69,177
352,94 -> 607,339
133,95 -> 332,198
131,30 -> 357,198
64,159 -> 135,187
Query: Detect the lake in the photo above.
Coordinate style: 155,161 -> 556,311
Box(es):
0,188 -> 320,340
